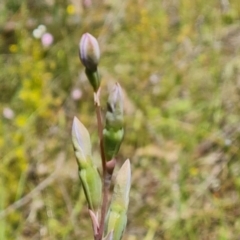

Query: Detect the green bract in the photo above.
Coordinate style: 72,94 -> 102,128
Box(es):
105,159 -> 131,240
72,117 -> 102,212
103,128 -> 124,162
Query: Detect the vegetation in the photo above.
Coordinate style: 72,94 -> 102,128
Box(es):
1,0 -> 240,239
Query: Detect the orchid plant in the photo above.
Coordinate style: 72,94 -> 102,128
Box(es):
71,33 -> 131,240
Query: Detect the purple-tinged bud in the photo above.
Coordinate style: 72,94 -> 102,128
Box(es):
79,33 -> 100,71
103,83 -> 124,161
105,159 -> 131,240
106,83 -> 124,129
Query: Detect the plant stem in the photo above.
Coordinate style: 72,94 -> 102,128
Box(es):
98,172 -> 112,240
94,89 -> 110,240
94,89 -> 106,176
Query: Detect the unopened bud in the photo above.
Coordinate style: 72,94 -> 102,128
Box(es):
72,117 -> 102,211
72,116 -> 91,167
106,83 -> 123,129
105,159 -> 131,240
103,83 -> 124,161
79,33 -> 100,71
111,159 -> 131,209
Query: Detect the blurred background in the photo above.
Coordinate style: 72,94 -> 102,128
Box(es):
1,0 -> 240,239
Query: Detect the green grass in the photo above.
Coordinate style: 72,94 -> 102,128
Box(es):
1,0 -> 240,239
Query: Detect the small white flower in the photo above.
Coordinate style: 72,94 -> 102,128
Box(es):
32,24 -> 47,39
38,24 -> 47,34
33,29 -> 42,39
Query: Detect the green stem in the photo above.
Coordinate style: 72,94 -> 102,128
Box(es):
94,89 -> 110,240
94,89 -> 106,177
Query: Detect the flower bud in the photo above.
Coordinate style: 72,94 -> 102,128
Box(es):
103,83 -> 124,161
105,83 -> 124,129
72,116 -> 92,166
111,159 -> 131,209
105,159 -> 131,240
72,117 -> 102,211
79,33 -> 100,71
